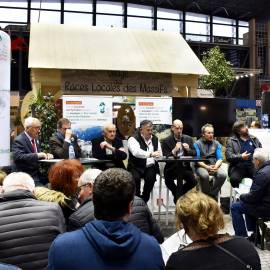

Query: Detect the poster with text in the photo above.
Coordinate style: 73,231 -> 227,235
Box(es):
63,95 -> 112,156
135,97 -> 172,141
0,31 -> 11,166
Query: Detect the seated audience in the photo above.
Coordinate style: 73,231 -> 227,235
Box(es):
166,191 -> 261,270
231,148 -> 270,239
92,123 -> 127,170
12,116 -> 53,184
0,170 -> 7,193
49,118 -> 81,159
48,168 -> 164,270
35,159 -> 84,219
0,172 -> 65,270
194,123 -> 227,199
68,168 -> 164,243
226,121 -> 261,188
161,119 -> 197,203
127,120 -> 162,203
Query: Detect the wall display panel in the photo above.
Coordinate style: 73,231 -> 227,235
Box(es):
172,98 -> 236,137
63,95 -> 112,141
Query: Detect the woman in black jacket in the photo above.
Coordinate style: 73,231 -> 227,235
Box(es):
166,191 -> 261,270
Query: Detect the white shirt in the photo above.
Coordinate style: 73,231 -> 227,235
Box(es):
127,135 -> 162,167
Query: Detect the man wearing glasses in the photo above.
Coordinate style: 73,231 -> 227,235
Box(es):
49,118 -> 81,159
161,119 -> 197,203
12,116 -> 53,184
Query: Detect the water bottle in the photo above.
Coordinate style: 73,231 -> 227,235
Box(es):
69,144 -> 76,159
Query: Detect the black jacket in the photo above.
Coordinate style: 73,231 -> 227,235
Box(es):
49,133 -> 81,159
92,136 -> 127,170
161,134 -> 195,179
68,196 -> 164,243
12,132 -> 40,179
166,236 -> 260,270
240,160 -> 270,217
127,131 -> 160,176
0,190 -> 65,270
225,135 -> 261,172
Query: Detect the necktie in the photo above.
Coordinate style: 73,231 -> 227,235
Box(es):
31,139 -> 37,153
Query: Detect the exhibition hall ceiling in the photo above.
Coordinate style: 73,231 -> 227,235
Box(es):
118,0 -> 270,20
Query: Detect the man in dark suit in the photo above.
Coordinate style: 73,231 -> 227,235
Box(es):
91,123 -> 127,170
161,119 -> 197,203
49,118 -> 81,159
12,117 -> 53,183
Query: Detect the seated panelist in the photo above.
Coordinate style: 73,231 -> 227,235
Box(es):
49,118 -> 81,159
91,123 -> 127,170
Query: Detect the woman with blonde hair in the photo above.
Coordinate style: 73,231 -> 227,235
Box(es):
166,191 -> 260,270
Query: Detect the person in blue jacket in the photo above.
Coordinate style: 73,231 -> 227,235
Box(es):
48,168 -> 165,270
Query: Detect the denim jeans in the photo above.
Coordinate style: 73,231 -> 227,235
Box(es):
231,202 -> 256,237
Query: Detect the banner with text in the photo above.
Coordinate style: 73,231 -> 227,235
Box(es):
135,97 -> 172,127
62,70 -> 172,96
0,31 -> 11,166
63,95 -> 112,156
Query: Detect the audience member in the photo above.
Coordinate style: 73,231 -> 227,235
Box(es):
231,148 -> 270,239
161,119 -> 197,203
127,120 -> 162,202
194,123 -> 227,199
48,168 -> 164,270
166,191 -> 261,270
49,118 -> 81,159
35,159 -> 84,219
68,168 -> 102,230
250,120 -> 261,129
92,123 -> 127,170
12,117 -> 53,184
226,121 -> 261,187
68,168 -> 164,243
0,172 -> 65,270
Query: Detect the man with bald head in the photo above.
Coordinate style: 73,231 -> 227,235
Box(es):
91,123 -> 127,170
161,119 -> 197,203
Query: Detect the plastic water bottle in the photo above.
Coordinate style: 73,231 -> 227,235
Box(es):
69,145 -> 76,159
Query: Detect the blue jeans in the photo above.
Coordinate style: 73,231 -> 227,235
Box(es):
231,202 -> 256,237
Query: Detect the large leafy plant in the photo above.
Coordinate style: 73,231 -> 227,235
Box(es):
200,46 -> 234,96
30,91 -> 58,151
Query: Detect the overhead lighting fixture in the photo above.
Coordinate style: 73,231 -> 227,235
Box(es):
235,76 -> 239,80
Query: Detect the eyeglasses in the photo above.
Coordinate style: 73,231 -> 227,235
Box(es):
31,126 -> 41,130
78,183 -> 89,191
